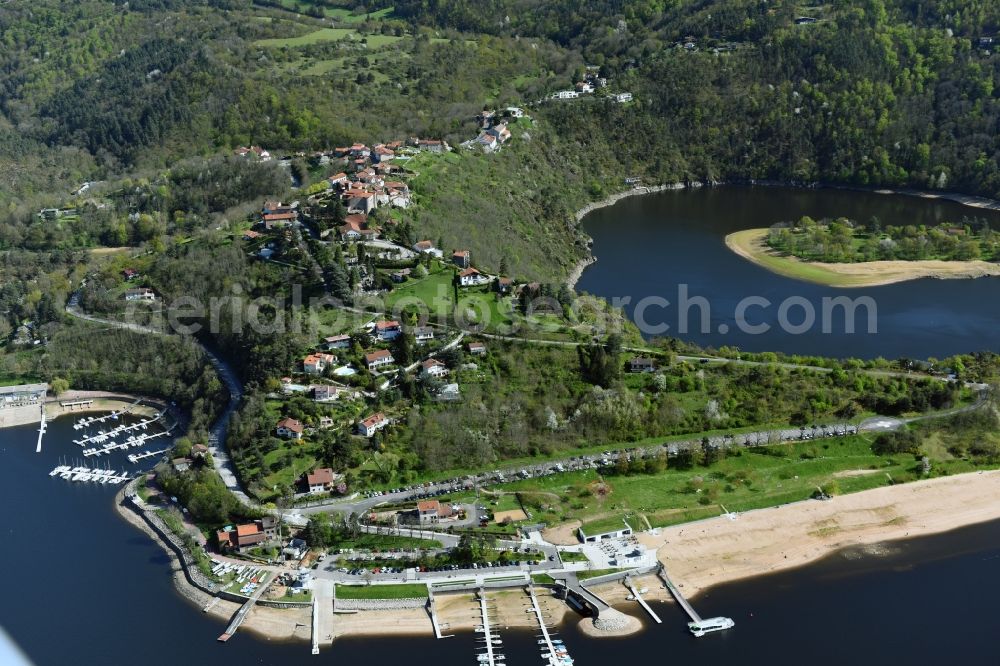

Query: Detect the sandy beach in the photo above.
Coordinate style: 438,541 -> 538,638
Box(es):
641,469 -> 1000,597
725,228 -> 1000,287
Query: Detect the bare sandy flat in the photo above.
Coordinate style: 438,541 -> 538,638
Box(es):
726,228 -> 1000,287
640,469 -> 1000,597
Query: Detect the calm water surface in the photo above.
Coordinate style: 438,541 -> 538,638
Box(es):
3,418 -> 1000,665
577,186 -> 1000,359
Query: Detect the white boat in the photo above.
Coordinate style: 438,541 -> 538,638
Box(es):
688,616 -> 735,637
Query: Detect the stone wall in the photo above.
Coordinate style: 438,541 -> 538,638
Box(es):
334,598 -> 428,611
118,480 -> 220,597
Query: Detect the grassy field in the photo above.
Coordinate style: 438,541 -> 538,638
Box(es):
475,434 -> 985,530
726,228 -> 1000,287
335,583 -> 428,599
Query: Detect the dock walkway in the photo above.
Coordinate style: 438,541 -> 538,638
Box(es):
625,576 -> 661,624
657,566 -> 701,623
426,586 -> 452,638
476,588 -> 503,666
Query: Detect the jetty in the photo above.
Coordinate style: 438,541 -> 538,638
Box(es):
475,588 -> 504,666
625,576 -> 661,624
218,572 -> 270,642
657,566 -> 701,623
427,586 -> 453,639
35,407 -> 46,453
527,584 -> 571,665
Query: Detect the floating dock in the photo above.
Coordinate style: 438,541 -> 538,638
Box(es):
127,448 -> 169,464
657,566 -> 701,623
475,588 -> 504,666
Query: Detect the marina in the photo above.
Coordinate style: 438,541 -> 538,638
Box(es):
48,465 -> 131,484
73,412 -> 165,447
83,429 -> 172,457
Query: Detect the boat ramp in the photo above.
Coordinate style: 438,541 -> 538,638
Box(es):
218,571 -> 272,642
625,576 -> 661,624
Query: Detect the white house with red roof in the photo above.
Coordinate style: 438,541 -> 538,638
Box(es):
357,412 -> 390,437
374,320 -> 402,341
420,358 -> 449,378
275,417 -> 305,439
303,353 -> 336,375
364,349 -> 395,369
458,267 -> 488,287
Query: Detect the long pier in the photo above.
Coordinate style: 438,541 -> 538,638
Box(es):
218,572 -> 270,642
657,566 -> 701,623
527,584 -> 570,665
625,576 -> 661,624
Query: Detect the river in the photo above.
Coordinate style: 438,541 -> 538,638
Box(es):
4,416 -> 1000,664
576,186 -> 1000,359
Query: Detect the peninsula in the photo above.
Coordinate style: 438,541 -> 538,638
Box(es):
726,227 -> 1000,287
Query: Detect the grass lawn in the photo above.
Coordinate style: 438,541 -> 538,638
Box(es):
382,263 -> 515,332
558,551 -> 589,563
336,583 -> 428,599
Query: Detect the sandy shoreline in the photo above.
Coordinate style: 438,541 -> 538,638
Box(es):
641,469 -> 1000,598
725,227 -> 1000,287
114,466 -> 1000,645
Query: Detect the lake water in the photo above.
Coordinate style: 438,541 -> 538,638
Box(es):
4,417 -> 1000,665
577,186 -> 1000,359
